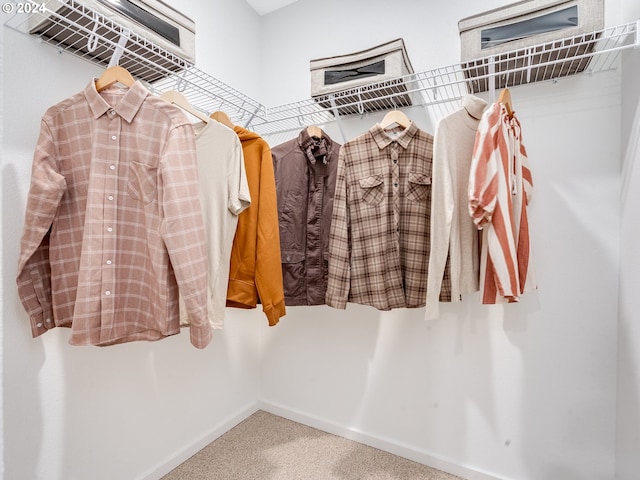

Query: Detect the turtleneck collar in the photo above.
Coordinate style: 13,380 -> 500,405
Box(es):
462,94 -> 488,120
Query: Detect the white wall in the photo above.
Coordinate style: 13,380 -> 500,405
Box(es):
2,1 -> 638,479
617,58 -> 640,479
0,12 -> 5,480
1,1 -> 264,479
257,0 -> 517,106
256,1 -> 626,479
617,2 -> 640,479
180,0 -> 264,101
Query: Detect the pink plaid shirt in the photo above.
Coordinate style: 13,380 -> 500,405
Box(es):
16,80 -> 212,348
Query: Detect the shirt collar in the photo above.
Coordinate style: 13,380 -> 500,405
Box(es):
84,79 -> 149,123
297,127 -> 333,165
297,127 -> 336,149
370,121 -> 418,150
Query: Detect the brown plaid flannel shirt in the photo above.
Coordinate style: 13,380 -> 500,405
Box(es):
326,122 -> 442,310
16,80 -> 212,348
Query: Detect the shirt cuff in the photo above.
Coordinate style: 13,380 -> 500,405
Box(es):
189,322 -> 213,349
325,296 -> 347,310
263,301 -> 286,327
29,311 -> 51,337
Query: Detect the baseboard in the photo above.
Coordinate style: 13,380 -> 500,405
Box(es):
257,399 -> 506,480
135,401 -> 260,480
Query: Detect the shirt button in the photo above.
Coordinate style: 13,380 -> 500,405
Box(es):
109,165 -> 115,170
394,182 -> 398,187
109,110 -> 116,116
108,195 -> 114,201
36,322 -> 43,328
105,290 -> 111,296
107,227 -> 113,232
111,135 -> 117,140
106,259 -> 112,265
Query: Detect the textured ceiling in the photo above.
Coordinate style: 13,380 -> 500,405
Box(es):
245,0 -> 300,16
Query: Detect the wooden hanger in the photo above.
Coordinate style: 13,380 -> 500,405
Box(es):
380,110 -> 411,130
498,88 -> 514,118
160,90 -> 210,123
95,66 -> 135,92
306,125 -> 323,138
210,110 -> 235,129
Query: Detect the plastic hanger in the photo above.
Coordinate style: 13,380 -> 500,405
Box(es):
306,125 -> 323,138
498,88 -> 514,118
160,90 -> 210,123
95,66 -> 135,92
210,111 -> 235,129
379,110 -> 411,130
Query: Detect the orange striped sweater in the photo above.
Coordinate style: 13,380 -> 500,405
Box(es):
468,102 -> 536,304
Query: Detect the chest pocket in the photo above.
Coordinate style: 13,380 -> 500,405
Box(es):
127,161 -> 158,204
358,174 -> 384,205
406,172 -> 431,202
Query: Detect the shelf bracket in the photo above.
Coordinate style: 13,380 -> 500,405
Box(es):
108,28 -> 131,68
86,10 -> 100,53
243,104 -> 262,129
173,67 -> 188,92
329,94 -> 346,143
488,55 -> 496,103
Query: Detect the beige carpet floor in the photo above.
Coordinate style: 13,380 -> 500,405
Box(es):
161,410 -> 465,480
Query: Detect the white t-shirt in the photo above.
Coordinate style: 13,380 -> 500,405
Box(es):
181,120 -> 251,328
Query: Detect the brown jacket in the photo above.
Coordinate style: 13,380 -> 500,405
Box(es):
271,129 -> 340,305
227,126 -> 286,325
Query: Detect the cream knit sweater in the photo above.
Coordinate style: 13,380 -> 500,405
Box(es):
425,94 -> 487,320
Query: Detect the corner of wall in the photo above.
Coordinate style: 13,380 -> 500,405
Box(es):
616,29 -> 640,480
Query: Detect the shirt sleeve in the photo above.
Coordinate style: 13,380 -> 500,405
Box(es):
520,129 -> 534,204
228,136 -> 251,215
469,104 -> 500,229
16,119 -> 67,337
159,124 -> 212,349
254,143 -> 286,325
325,147 -> 351,309
425,118 -> 454,321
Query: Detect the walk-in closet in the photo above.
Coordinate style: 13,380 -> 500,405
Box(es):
1,0 -> 639,479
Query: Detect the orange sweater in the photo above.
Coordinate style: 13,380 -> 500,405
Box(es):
227,126 -> 286,325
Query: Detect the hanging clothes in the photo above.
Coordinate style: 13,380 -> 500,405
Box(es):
468,102 -> 536,303
271,128 -> 340,306
326,121 -> 440,311
16,80 -> 212,348
227,126 -> 286,326
180,120 -> 251,329
425,94 -> 487,320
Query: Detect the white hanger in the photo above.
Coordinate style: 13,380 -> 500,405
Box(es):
380,110 -> 411,130
160,90 -> 210,123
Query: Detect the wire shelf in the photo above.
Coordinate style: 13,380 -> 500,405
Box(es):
3,0 -> 638,137
3,0 -> 268,125
248,20 -> 638,137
